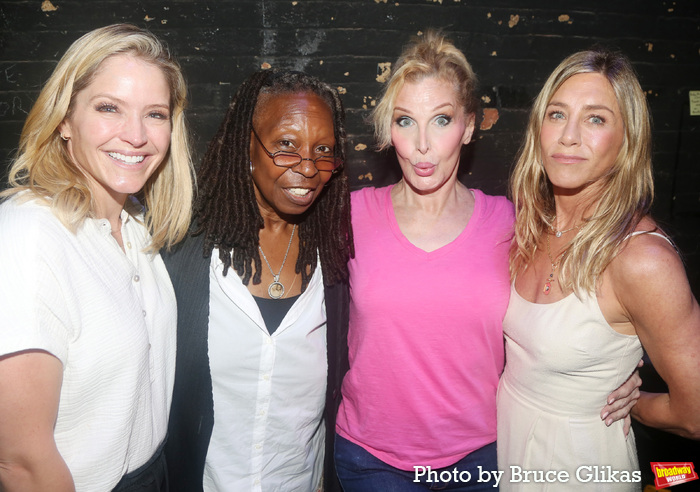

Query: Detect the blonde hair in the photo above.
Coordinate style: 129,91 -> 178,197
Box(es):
509,49 -> 654,294
371,30 -> 479,150
3,23 -> 194,251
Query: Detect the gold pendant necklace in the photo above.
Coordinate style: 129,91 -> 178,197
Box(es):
258,224 -> 296,299
543,234 -> 564,295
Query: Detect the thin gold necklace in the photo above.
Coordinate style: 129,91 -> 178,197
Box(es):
543,234 -> 566,295
551,216 -> 580,238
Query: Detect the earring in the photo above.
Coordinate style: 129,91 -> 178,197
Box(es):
249,161 -> 253,173
60,133 -> 69,141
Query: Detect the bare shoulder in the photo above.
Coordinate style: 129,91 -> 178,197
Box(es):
607,217 -> 696,329
610,219 -> 681,287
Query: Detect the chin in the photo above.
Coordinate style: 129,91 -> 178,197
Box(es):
406,177 -> 445,194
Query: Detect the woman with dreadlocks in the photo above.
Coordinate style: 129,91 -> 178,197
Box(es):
161,69 -> 353,492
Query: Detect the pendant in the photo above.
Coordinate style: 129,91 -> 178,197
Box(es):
268,280 -> 284,299
543,272 -> 554,295
555,231 -> 562,238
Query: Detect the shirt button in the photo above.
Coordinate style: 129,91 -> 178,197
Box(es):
263,374 -> 270,381
133,275 -> 140,282
126,242 -> 132,249
142,310 -> 147,317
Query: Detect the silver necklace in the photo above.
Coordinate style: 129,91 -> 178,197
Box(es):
258,224 -> 296,299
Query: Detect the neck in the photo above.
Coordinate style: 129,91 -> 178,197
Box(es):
393,177 -> 467,216
552,190 -> 599,231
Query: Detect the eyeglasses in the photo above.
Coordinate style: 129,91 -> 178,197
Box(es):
251,127 -> 342,172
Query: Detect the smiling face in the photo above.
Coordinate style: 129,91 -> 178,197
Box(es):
540,72 -> 625,196
59,54 -> 172,217
390,76 -> 474,195
250,91 -> 336,220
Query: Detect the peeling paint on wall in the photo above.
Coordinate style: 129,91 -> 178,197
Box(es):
481,95 -> 492,104
508,15 -> 520,28
358,173 -> 374,181
645,42 -> 653,52
261,62 -> 272,69
144,15 -> 155,22
362,96 -> 376,109
558,14 -> 572,24
41,1 -> 57,12
374,0 -> 388,3
491,51 -> 498,56
355,143 -> 367,151
376,62 -> 392,83
480,108 -> 499,130
337,86 -> 347,94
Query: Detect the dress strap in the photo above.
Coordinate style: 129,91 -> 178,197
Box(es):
624,231 -> 678,252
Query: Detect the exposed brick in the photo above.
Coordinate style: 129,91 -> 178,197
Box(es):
0,0 -> 697,296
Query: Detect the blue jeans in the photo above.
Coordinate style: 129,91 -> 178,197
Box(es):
335,434 -> 499,491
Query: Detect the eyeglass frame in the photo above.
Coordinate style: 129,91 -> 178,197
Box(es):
251,127 -> 342,173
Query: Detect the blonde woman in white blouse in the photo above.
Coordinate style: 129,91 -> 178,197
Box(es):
0,24 -> 193,491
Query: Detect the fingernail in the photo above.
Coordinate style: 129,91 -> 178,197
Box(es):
601,412 -> 609,420
606,419 -> 613,426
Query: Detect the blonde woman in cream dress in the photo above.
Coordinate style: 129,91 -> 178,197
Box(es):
498,48 -> 700,491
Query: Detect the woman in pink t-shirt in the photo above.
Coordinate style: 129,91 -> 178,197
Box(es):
333,31 -> 640,492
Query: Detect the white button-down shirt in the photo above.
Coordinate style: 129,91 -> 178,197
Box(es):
0,197 -> 175,491
204,251 -> 327,492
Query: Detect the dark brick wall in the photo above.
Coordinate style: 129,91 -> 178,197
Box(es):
1,2 -> 698,283
1,0 -> 699,484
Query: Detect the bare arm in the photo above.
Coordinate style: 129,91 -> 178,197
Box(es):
613,235 -> 700,439
600,361 -> 642,433
0,350 -> 75,491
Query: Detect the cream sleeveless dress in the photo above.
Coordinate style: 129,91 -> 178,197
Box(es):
495,233 -> 667,491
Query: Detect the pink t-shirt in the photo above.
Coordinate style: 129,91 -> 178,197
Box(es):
336,185 -> 514,470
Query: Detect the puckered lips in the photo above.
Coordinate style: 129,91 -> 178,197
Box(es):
413,161 -> 437,177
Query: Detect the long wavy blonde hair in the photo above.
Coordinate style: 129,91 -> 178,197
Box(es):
371,30 -> 479,150
509,49 -> 653,294
3,23 -> 194,251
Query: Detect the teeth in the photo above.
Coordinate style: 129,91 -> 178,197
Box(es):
288,188 -> 311,197
109,152 -> 144,164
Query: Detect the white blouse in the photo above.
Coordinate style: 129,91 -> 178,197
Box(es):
0,197 -> 175,491
204,251 -> 327,492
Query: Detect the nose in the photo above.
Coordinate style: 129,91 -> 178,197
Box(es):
417,126 -> 430,154
120,114 -> 148,147
292,157 -> 320,178
559,118 -> 581,146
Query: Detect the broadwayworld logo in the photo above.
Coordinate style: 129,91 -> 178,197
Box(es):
651,462 -> 698,489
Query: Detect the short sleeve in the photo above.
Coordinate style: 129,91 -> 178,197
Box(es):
0,199 -> 73,363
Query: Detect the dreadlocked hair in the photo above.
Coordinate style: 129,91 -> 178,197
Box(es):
195,69 -> 354,290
